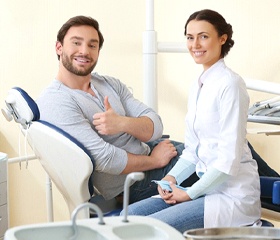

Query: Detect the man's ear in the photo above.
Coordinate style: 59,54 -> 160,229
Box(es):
55,41 -> 63,57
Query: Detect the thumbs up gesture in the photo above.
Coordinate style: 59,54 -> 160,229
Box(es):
93,96 -> 123,135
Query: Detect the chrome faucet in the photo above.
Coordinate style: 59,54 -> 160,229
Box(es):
70,202 -> 105,240
122,172 -> 145,222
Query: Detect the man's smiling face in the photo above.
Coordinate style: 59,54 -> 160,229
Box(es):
56,25 -> 100,76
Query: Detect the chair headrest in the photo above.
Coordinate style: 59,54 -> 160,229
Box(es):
2,87 -> 40,128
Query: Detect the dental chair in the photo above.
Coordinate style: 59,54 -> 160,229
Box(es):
2,87 -> 122,219
260,176 -> 280,222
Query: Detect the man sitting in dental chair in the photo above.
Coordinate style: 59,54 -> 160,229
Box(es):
36,15 -> 279,205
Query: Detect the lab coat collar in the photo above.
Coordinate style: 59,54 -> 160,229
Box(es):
199,58 -> 225,87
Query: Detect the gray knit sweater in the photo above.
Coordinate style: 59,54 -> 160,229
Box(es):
36,72 -> 163,199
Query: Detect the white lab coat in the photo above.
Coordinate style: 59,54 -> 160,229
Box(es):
180,59 -> 261,227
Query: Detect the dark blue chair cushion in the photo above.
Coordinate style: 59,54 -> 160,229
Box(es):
260,176 -> 280,216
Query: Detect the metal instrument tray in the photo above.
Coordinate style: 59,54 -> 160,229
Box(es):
184,227 -> 280,239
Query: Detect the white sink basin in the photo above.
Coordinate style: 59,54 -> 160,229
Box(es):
5,223 -> 107,240
113,223 -> 169,239
5,216 -> 185,240
5,201 -> 184,240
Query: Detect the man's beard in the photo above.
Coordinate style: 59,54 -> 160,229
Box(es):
61,53 -> 97,76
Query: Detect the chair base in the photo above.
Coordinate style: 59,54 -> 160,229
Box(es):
261,219 -> 274,227
89,195 -> 122,217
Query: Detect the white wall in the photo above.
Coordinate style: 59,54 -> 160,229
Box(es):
1,0 -> 280,227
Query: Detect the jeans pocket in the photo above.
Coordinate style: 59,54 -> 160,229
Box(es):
129,181 -> 158,203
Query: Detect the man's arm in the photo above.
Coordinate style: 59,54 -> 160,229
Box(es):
119,115 -> 154,142
93,96 -> 154,142
37,84 -> 168,175
121,139 -> 177,174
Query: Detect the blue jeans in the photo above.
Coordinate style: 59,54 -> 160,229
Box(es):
121,195 -> 205,233
128,139 -> 185,203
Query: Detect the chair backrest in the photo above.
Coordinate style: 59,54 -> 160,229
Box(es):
260,176 -> 280,221
2,87 -> 95,217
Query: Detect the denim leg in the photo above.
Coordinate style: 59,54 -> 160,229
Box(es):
248,141 -> 280,177
128,139 -> 185,203
123,196 -> 205,233
149,197 -> 205,233
121,197 -> 170,216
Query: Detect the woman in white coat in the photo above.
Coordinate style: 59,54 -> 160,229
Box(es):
123,9 -> 261,232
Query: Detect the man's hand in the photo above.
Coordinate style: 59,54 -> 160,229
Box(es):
150,140 -> 177,168
93,96 -> 123,135
92,96 -> 155,141
122,140 -> 177,174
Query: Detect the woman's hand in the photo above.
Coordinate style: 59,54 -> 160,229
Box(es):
157,175 -> 176,195
158,177 -> 192,204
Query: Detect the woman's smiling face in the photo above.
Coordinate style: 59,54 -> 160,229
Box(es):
186,20 -> 227,71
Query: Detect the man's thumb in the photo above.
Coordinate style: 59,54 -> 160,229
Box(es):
104,96 -> 111,111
